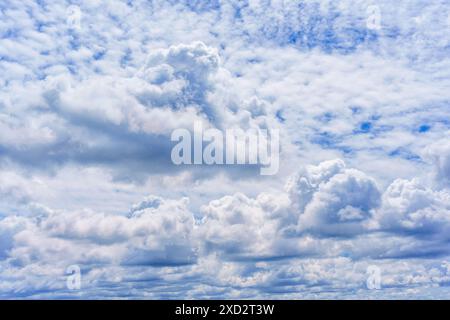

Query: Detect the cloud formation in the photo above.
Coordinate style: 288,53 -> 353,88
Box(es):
0,0 -> 449,299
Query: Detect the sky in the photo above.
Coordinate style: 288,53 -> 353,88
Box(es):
0,0 -> 450,299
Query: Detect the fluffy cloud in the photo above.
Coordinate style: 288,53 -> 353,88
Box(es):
286,159 -> 380,236
1,0 -> 450,299
1,158 -> 450,298
0,40 -> 280,181
373,178 -> 450,239
198,192 -> 294,260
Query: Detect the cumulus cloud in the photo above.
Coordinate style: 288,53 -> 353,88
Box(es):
373,178 -> 450,239
0,40 -> 280,181
198,192 -> 294,260
286,159 -> 380,236
1,0 -> 450,299
1,158 -> 450,298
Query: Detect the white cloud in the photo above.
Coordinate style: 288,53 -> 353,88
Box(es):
1,0 -> 449,299
286,159 -> 380,236
373,178 -> 450,239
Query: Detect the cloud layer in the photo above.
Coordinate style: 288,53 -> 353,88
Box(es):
0,0 -> 449,299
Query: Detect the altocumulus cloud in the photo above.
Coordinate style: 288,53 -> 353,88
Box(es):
0,0 -> 449,299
